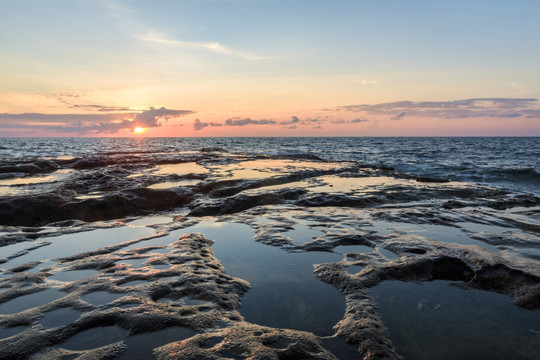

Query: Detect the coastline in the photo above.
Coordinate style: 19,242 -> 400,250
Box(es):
0,138 -> 539,359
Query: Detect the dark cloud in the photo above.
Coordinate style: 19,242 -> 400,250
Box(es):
133,107 -> 194,127
280,116 -> 300,125
279,115 -> 323,129
391,112 -> 407,120
0,107 -> 194,134
193,118 -> 223,131
338,98 -> 540,119
329,118 -> 369,124
301,118 -> 321,124
48,119 -> 136,134
301,118 -> 323,128
224,117 -> 276,126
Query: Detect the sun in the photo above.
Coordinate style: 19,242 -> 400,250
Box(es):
134,127 -> 146,134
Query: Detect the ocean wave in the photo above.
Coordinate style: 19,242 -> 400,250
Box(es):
485,167 -> 540,183
0,137 -> 539,195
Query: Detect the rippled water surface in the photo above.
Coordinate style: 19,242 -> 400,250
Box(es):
1,137 -> 538,193
0,137 -> 538,359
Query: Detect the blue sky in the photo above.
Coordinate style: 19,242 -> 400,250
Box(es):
1,0 -> 539,136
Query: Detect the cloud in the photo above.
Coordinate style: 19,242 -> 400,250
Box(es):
0,113 -> 128,124
132,107 -> 193,127
139,31 -> 269,60
391,112 -> 407,120
357,80 -> 378,85
279,115 -> 323,129
68,104 -> 133,112
52,92 -> 138,113
330,118 -> 369,124
48,119 -> 136,134
224,117 -> 276,126
279,116 -> 300,125
0,107 -> 194,134
298,117 -> 323,128
193,118 -> 222,131
338,98 -> 540,119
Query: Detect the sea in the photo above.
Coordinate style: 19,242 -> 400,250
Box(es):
0,137 -> 539,360
1,137 -> 539,194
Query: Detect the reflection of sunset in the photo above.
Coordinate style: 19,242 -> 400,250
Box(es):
134,127 -> 146,134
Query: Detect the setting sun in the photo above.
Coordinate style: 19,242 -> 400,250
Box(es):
134,127 -> 146,134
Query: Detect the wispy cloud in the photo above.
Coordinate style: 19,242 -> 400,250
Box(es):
51,92 -> 136,113
96,1 -> 278,62
339,98 -> 540,119
351,118 -> 368,123
139,31 -> 269,60
356,80 -> 378,85
68,104 -> 133,112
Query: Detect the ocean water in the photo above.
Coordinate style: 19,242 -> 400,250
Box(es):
0,137 -> 539,359
1,137 -> 538,194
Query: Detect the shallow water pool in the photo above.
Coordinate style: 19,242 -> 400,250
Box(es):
371,280 -> 540,360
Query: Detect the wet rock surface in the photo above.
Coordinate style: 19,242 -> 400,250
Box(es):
4,146 -> 532,227
0,232 -> 249,359
1,142 -> 539,359
155,322 -> 338,360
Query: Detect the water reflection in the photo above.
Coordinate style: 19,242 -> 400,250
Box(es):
184,221 -> 345,336
39,308 -> 82,328
80,291 -> 124,306
5,226 -> 155,268
372,280 -> 540,360
0,288 -> 66,314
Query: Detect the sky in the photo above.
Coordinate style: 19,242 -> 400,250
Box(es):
1,0 -> 539,137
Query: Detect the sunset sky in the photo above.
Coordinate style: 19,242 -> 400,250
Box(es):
1,0 -> 539,137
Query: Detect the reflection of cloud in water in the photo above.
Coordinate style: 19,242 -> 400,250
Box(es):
193,220 -> 345,336
4,226 -> 155,268
0,169 -> 73,196
241,174 -> 471,196
128,162 -> 208,178
209,159 -> 352,180
75,191 -> 103,200
147,179 -> 201,189
152,163 -> 208,176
